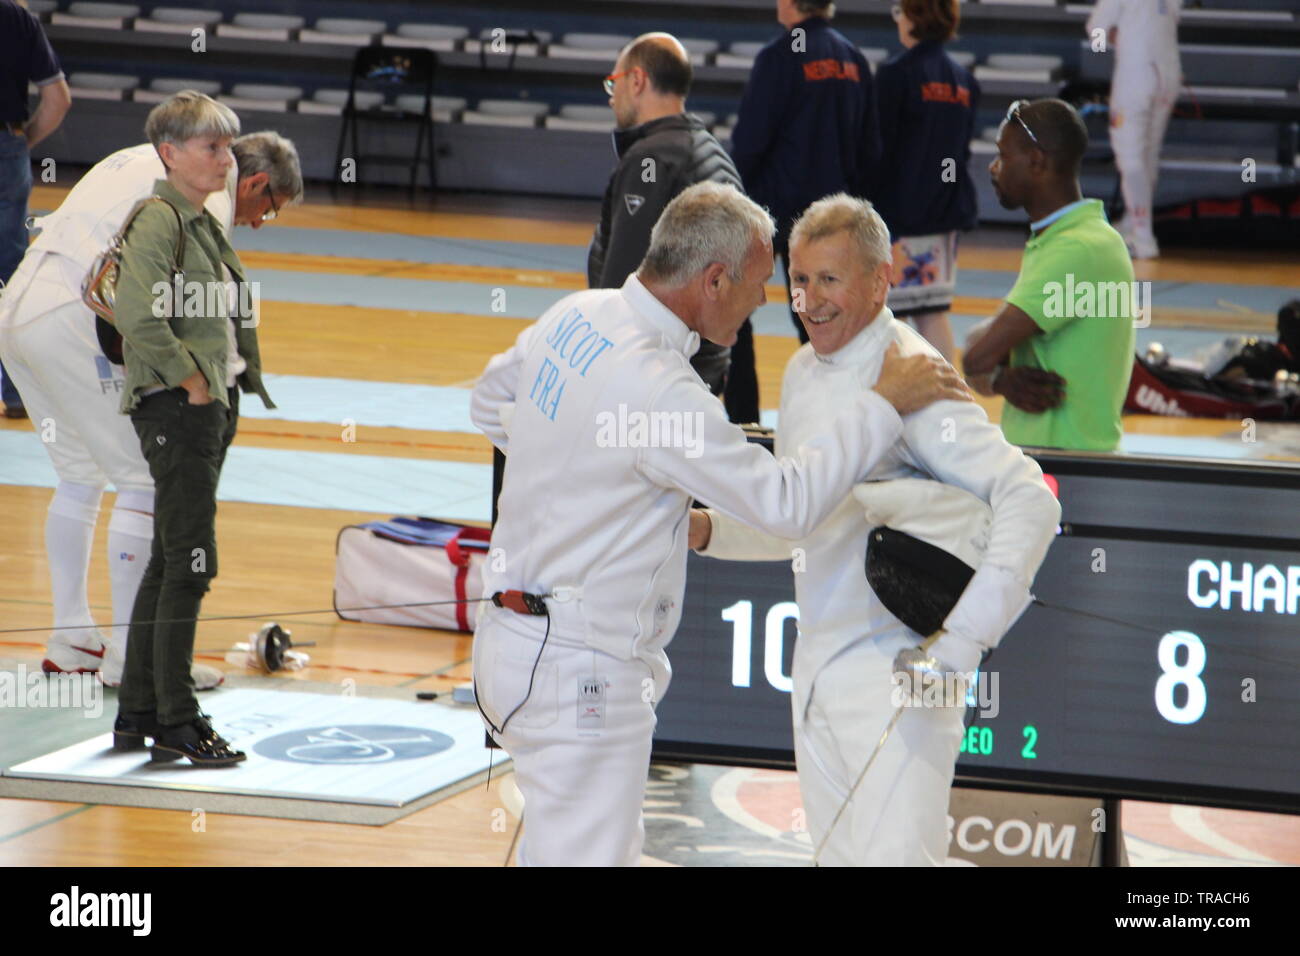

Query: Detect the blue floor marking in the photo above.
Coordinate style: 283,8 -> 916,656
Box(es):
253,268 -> 572,318
247,374 -> 474,432
232,226 -> 590,272
0,431 -> 492,521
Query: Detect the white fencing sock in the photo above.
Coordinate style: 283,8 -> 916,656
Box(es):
103,488 -> 154,684
45,481 -> 104,649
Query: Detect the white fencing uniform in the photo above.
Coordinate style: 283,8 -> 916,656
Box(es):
470,273 -> 906,866
700,309 -> 1060,865
0,144 -> 235,673
1087,0 -> 1182,256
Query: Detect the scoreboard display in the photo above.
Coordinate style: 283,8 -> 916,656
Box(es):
650,449 -> 1300,815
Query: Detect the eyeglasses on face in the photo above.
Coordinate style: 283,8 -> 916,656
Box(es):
261,183 -> 280,223
603,67 -> 641,96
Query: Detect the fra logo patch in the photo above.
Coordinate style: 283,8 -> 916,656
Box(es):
623,194 -> 645,215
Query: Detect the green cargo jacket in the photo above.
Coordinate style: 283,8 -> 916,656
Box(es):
112,178 -> 275,413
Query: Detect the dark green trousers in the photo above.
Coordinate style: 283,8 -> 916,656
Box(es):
120,386 -> 238,726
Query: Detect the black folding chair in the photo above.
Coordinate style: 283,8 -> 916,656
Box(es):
334,45 -> 437,193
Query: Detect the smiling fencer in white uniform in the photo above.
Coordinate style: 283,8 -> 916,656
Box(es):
693,195 -> 1061,866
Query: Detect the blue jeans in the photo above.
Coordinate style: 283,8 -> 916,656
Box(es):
0,128 -> 32,408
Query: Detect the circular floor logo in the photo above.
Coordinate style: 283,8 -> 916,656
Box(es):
253,725 -> 454,764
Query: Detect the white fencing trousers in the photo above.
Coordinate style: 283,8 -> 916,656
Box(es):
0,280 -> 151,491
1109,71 -> 1179,245
794,634 -> 966,866
472,607 -> 666,867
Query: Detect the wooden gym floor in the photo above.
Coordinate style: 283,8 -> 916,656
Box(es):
0,182 -> 1296,866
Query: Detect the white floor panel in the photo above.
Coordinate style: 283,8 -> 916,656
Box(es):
5,688 -> 495,807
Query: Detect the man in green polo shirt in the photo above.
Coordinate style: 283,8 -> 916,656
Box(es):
963,98 -> 1135,452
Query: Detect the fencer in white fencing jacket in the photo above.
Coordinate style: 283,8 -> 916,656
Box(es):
470,273 -> 906,682
700,306 -> 1061,717
2,143 -> 234,328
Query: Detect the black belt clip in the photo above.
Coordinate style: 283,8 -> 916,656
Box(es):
492,590 -> 548,615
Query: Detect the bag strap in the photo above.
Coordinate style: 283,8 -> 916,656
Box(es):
116,196 -> 187,277
446,527 -> 490,633
446,526 -> 491,567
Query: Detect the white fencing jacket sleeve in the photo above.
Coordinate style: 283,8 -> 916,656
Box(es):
900,397 -> 1061,674
470,319 -> 546,454
638,373 -> 905,542
697,348 -> 812,562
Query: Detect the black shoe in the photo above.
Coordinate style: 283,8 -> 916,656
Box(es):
150,714 -> 246,767
113,711 -> 158,751
3,404 -> 27,420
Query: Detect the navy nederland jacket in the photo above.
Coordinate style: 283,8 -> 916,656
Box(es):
730,17 -> 879,235
872,40 -> 981,238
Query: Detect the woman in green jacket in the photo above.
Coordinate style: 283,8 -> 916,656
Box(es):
111,91 -> 273,766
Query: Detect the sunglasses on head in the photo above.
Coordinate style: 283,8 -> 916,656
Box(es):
1005,99 -> 1043,149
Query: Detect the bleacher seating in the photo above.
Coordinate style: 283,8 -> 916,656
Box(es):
67,71 -> 139,100
299,18 -> 386,46
133,76 -> 221,104
462,29 -> 552,57
381,24 -> 468,53
680,38 -> 719,67
25,0 -> 1300,211
393,94 -> 468,122
223,83 -> 304,113
299,88 -> 384,116
51,2 -> 139,28
716,42 -> 764,69
462,100 -> 550,128
976,54 -> 1064,84
214,12 -> 303,41
548,34 -> 633,62
133,6 -> 221,34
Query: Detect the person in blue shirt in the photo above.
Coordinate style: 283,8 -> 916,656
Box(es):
0,0 -> 70,417
731,0 -> 880,346
873,0 -> 980,363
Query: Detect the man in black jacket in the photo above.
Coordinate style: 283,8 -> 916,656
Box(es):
589,33 -> 759,422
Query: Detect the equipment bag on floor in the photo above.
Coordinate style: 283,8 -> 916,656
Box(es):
334,517 -> 492,632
